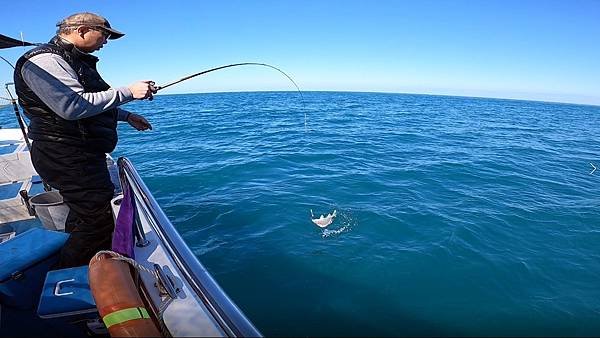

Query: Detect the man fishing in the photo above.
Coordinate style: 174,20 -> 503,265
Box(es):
14,12 -> 156,268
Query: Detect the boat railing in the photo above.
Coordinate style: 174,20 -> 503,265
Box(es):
117,157 -> 261,337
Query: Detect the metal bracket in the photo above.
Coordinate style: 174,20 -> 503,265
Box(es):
19,190 -> 34,216
134,206 -> 150,247
153,264 -> 178,299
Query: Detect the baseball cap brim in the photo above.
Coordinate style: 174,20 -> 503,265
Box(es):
102,26 -> 124,40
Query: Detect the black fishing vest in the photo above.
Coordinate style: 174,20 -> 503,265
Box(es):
14,36 -> 118,153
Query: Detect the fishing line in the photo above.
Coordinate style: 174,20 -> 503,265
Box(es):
153,62 -> 307,131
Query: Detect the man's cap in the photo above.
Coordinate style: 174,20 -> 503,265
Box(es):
57,12 -> 124,40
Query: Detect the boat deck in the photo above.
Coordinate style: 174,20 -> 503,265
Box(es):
0,127 -> 260,337
0,128 -> 45,237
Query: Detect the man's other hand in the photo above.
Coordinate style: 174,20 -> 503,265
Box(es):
127,113 -> 152,131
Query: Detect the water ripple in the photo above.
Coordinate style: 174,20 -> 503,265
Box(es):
95,92 -> 600,336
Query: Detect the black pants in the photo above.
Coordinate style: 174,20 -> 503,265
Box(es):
31,140 -> 115,268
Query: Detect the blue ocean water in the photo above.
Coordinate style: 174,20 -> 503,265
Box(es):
2,92 -> 600,336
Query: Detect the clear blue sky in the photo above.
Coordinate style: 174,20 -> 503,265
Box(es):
1,0 -> 599,105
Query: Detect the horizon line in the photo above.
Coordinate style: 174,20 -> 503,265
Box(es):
152,89 -> 600,108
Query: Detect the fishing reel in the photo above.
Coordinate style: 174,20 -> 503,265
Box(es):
146,81 -> 159,100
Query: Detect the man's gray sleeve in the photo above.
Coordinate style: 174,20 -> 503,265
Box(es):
117,108 -> 131,121
21,53 -> 134,121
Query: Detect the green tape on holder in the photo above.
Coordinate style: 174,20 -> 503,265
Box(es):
102,307 -> 150,328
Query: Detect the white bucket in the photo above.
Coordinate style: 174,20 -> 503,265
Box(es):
29,191 -> 69,231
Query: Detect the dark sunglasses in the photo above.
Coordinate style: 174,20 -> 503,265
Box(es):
90,26 -> 111,38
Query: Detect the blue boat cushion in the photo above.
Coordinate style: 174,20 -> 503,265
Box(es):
0,228 -> 68,282
0,144 -> 18,155
0,181 -> 22,200
0,227 -> 68,309
37,266 -> 97,318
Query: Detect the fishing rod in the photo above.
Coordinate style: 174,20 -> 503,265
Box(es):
2,48 -> 51,191
152,62 -> 307,130
4,82 -> 31,151
154,62 -> 301,94
0,56 -> 15,69
2,55 -> 30,149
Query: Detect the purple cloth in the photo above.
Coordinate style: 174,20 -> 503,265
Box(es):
111,181 -> 135,258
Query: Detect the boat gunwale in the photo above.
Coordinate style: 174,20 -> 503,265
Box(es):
118,156 -> 261,337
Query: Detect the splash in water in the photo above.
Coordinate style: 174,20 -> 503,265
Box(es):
321,210 -> 356,238
322,225 -> 350,238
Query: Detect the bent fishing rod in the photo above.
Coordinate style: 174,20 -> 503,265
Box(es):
153,62 -> 302,97
151,62 -> 307,129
